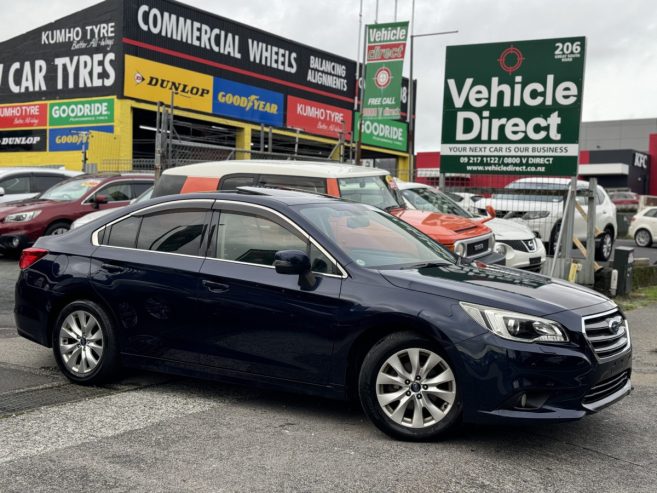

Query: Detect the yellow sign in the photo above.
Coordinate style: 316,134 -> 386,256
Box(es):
124,55 -> 213,113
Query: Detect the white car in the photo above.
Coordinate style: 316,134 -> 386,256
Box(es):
397,181 -> 546,271
474,178 -> 617,261
71,186 -> 154,229
0,167 -> 81,203
629,206 -> 657,247
444,191 -> 482,215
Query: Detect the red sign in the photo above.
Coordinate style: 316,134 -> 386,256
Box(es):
286,96 -> 352,140
0,103 -> 47,129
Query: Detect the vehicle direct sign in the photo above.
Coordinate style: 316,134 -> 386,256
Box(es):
362,21 -> 409,120
354,113 -> 407,152
286,96 -> 352,140
441,37 -> 586,176
212,77 -> 283,126
0,129 -> 47,152
0,103 -> 47,129
124,55 -> 213,113
48,125 -> 114,152
49,98 -> 114,126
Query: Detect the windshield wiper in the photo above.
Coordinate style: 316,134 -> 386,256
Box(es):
400,261 -> 448,270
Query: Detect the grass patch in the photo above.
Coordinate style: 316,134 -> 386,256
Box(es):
616,285 -> 657,311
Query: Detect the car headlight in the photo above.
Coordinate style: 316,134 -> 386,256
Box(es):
460,302 -> 568,343
522,211 -> 550,220
494,243 -> 508,255
4,210 -> 41,223
454,242 -> 466,256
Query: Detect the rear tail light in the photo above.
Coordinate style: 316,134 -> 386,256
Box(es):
19,248 -> 48,270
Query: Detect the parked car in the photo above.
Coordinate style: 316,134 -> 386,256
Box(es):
0,173 -> 153,254
609,191 -> 639,212
397,181 -> 546,271
71,186 -> 154,229
15,188 -> 632,441
0,167 -> 81,203
153,160 -> 504,265
475,178 -> 617,261
629,206 -> 657,247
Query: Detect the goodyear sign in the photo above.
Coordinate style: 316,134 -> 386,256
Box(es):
212,77 -> 283,126
49,125 -> 114,151
124,55 -> 213,113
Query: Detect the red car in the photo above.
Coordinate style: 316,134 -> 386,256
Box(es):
609,191 -> 639,211
0,173 -> 153,254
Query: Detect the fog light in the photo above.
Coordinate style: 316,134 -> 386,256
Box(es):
11,237 -> 20,248
520,393 -> 528,408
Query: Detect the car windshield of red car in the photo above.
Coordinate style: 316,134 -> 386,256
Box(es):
40,179 -> 102,201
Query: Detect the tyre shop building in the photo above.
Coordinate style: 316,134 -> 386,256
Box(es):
0,0 -> 411,176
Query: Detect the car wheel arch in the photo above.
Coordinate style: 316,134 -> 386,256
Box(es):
343,317 -> 452,401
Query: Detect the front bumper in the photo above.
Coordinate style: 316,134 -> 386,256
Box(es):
0,233 -> 32,252
452,328 -> 632,425
497,239 -> 546,271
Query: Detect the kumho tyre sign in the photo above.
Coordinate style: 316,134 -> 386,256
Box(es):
440,37 -> 586,176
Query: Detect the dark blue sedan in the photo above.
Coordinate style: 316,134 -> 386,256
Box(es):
14,188 -> 632,441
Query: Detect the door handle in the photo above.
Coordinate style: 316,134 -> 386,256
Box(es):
202,280 -> 230,293
100,263 -> 126,274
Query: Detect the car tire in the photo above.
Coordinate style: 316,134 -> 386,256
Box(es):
44,221 -> 70,236
52,300 -> 120,385
634,229 -> 653,248
358,331 -> 462,441
595,228 -> 614,261
548,221 -> 562,255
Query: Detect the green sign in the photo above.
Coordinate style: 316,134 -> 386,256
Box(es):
362,21 -> 409,120
441,37 -> 586,176
49,98 -> 114,127
355,113 -> 407,152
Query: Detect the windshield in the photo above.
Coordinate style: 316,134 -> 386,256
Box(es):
338,176 -> 400,211
135,187 -> 153,203
40,178 -> 101,201
402,187 -> 475,218
294,202 -> 454,269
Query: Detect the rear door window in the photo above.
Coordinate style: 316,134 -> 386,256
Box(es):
137,209 -> 208,255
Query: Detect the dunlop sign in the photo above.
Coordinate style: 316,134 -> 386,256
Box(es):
441,37 -> 586,176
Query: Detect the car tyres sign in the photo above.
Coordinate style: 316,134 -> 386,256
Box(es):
441,37 -> 586,176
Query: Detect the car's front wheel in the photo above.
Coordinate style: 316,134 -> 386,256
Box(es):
53,300 -> 119,385
634,229 -> 653,248
358,332 -> 461,441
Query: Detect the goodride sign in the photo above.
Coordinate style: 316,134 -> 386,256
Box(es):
441,37 -> 586,176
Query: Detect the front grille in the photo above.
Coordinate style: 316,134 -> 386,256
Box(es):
583,371 -> 630,405
583,309 -> 630,359
499,239 -> 538,253
466,238 -> 490,257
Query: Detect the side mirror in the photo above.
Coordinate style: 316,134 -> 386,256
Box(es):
480,205 -> 496,224
92,194 -> 108,209
274,249 -> 311,275
0,187 -> 4,197
274,250 -> 318,290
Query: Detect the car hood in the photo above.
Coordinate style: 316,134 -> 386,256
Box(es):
486,217 -> 535,240
379,262 -> 609,316
0,198 -> 61,217
391,209 -> 491,245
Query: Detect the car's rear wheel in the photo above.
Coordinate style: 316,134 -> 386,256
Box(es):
595,228 -> 614,261
634,229 -> 653,248
358,332 -> 461,441
44,221 -> 70,236
53,300 -> 119,385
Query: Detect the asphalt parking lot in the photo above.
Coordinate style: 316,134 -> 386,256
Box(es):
1,255 -> 656,492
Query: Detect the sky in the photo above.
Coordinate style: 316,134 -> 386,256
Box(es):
2,0 -> 656,151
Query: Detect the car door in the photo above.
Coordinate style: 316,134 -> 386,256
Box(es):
90,199 -> 212,364
0,173 -> 31,202
196,201 -> 344,384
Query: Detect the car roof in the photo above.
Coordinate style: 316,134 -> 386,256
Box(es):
162,160 -> 390,179
0,167 -> 81,176
72,173 -> 155,182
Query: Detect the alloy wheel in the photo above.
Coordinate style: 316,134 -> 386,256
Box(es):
635,230 -> 651,247
376,348 -> 456,429
602,232 -> 613,259
58,310 -> 104,375
49,227 -> 69,235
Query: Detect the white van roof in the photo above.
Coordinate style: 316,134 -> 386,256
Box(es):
162,160 -> 390,179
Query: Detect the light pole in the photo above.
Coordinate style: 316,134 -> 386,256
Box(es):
407,0 -> 458,180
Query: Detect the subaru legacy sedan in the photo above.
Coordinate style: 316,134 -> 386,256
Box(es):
15,188 -> 632,441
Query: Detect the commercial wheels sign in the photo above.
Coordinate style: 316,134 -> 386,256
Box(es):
440,37 -> 586,176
